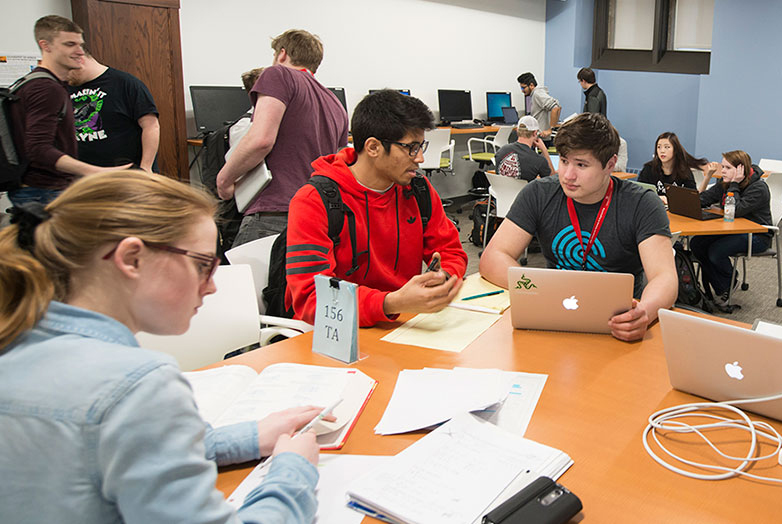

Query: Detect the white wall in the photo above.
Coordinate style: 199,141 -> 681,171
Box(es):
0,0 -> 71,55
180,0 -> 547,122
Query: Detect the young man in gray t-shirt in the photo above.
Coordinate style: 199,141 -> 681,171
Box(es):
480,113 -> 677,342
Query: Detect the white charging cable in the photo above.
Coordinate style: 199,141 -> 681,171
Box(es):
643,392 -> 782,484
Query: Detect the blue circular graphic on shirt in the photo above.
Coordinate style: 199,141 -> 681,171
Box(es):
552,226 -> 607,271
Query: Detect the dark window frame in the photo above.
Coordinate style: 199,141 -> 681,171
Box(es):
592,0 -> 710,75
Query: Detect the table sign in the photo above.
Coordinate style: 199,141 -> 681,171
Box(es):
313,275 -> 359,363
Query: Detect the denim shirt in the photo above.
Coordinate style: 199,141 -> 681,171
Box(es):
0,301 -> 318,523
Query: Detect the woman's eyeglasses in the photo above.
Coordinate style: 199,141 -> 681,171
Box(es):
102,241 -> 220,282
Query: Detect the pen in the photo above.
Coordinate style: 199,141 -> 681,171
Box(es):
295,398 -> 343,437
448,302 -> 500,315
461,290 -> 504,301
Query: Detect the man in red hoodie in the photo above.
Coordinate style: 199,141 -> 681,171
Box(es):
286,90 -> 467,326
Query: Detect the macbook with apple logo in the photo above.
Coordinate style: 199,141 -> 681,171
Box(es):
507,267 -> 634,334
659,309 -> 782,422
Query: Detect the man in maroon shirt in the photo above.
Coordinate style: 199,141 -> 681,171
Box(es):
216,29 -> 349,246
8,15 -> 126,206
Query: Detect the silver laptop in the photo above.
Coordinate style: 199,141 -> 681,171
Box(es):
508,267 -> 633,334
659,309 -> 782,421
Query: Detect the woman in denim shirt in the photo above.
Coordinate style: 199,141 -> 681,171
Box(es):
0,171 -> 322,523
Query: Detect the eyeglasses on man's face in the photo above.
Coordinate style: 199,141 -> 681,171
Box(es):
381,139 -> 429,157
102,241 -> 220,282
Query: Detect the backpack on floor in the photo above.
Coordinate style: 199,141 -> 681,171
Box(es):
262,175 -> 433,318
673,241 -> 713,313
0,71 -> 68,191
468,198 -> 499,247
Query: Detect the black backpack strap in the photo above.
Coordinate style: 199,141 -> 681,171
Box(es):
10,71 -> 68,121
308,175 -> 363,276
408,175 -> 432,229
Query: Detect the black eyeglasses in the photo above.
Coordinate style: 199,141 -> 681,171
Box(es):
381,139 -> 429,157
102,241 -> 220,282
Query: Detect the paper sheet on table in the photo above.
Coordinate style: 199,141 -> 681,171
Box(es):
374,367 -> 511,435
469,369 -> 547,436
347,414 -> 573,524
453,272 -> 510,312
381,306 -> 501,352
227,454 -> 393,523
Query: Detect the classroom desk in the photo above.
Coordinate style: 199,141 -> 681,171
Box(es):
668,211 -> 768,236
212,312 -> 782,523
187,137 -> 204,147
438,124 -> 500,135
613,171 -> 637,180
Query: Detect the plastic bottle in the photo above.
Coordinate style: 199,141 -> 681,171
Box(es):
724,192 -> 735,222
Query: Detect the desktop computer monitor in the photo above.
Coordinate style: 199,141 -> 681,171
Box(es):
486,92 -> 512,122
368,89 -> 411,96
327,87 -> 348,111
437,89 -> 472,123
190,86 -> 252,134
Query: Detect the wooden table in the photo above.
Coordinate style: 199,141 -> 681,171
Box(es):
213,312 -> 781,523
667,211 -> 768,236
612,171 -> 637,180
439,124 -> 500,135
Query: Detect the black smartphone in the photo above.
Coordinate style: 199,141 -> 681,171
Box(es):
482,476 -> 582,524
425,254 -> 441,273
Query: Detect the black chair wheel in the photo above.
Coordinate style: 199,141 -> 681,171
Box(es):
520,257 -> 528,266
740,283 -> 749,291
777,298 -> 782,307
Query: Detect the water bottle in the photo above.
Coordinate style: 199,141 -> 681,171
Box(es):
724,192 -> 735,222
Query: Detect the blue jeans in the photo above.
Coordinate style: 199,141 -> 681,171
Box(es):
690,233 -> 771,295
7,187 -> 61,207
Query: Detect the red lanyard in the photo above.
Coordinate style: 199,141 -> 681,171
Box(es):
566,178 -> 614,270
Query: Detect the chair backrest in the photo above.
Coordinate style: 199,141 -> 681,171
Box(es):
759,158 -> 782,176
135,264 -> 260,371
420,128 -> 452,169
224,234 -> 279,314
486,173 -> 528,217
490,126 -> 514,149
764,173 -> 782,225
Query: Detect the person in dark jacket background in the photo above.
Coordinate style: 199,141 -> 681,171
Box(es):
577,67 -> 606,117
691,150 -> 773,306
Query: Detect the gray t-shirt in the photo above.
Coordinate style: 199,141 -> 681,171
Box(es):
495,142 -> 551,181
506,175 -> 671,297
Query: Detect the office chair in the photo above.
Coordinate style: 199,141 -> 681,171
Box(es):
726,173 -> 782,308
759,158 -> 782,176
224,236 -> 314,344
484,173 -> 529,264
462,126 -> 514,172
420,128 -> 454,177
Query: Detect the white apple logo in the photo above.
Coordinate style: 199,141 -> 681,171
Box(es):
562,295 -> 579,310
724,361 -> 744,380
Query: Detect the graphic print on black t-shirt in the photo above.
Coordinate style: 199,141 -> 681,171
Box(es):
552,225 -> 607,271
71,87 -> 107,142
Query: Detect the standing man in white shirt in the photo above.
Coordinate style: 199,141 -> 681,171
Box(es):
517,72 -> 561,147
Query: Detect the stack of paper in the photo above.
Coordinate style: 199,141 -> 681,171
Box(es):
183,363 -> 376,449
348,414 -> 573,524
374,367 -> 546,436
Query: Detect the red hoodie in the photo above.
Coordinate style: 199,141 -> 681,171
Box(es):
285,148 -> 467,326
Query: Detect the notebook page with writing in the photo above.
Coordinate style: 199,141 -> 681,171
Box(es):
348,413 -> 572,524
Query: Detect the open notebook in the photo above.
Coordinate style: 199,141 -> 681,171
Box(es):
183,363 -> 376,449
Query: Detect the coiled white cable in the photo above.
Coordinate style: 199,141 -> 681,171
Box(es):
643,392 -> 782,483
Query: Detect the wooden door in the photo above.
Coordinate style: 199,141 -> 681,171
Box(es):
71,0 -> 188,180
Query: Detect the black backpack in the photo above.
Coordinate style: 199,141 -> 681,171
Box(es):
262,175 -> 433,318
673,241 -> 713,313
0,71 -> 68,191
199,116 -> 249,259
468,198 -> 499,247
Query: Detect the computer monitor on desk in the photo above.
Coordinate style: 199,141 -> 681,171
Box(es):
437,89 -> 472,125
190,86 -> 252,134
486,92 -> 512,123
327,87 -> 348,111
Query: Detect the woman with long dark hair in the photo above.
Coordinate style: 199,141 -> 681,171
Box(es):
638,132 -> 716,202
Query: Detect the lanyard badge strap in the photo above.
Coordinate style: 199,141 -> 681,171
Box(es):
566,178 -> 614,270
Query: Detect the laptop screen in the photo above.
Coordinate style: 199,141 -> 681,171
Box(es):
501,106 -> 519,125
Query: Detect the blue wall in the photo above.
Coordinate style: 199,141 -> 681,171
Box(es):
544,0 -> 781,171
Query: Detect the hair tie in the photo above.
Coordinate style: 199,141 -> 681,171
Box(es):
9,203 -> 51,252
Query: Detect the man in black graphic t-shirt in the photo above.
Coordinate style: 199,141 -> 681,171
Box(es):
68,52 -> 159,171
